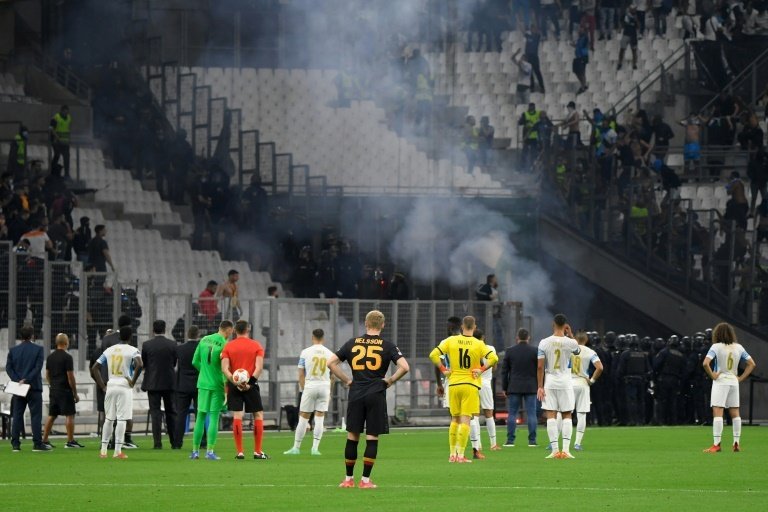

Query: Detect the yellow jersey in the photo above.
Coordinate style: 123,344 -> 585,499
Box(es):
429,334 -> 498,389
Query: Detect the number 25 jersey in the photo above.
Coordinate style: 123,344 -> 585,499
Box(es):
431,335 -> 496,389
335,334 -> 403,401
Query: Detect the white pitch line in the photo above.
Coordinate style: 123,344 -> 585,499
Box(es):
0,482 -> 763,495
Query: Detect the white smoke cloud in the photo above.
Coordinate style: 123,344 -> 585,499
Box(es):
388,197 -> 555,338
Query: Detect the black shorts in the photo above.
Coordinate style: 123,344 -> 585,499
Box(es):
226,382 -> 263,413
96,385 -> 105,412
346,391 -> 389,436
49,389 -> 76,416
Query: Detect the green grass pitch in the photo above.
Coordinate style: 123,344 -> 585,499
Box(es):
2,426 -> 765,511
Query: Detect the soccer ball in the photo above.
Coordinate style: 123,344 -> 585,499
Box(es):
232,368 -> 250,385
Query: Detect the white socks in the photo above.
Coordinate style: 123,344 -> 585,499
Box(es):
294,416 -> 310,449
713,417 -> 724,446
470,416 -> 481,450
312,416 -> 325,451
733,417 -> 741,445
546,418 -> 559,451
485,416 -> 497,447
556,412 -> 563,434
114,420 -> 127,454
575,412 -> 586,446
561,418 -> 573,454
100,419 -> 115,454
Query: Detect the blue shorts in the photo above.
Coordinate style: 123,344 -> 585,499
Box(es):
684,142 -> 701,161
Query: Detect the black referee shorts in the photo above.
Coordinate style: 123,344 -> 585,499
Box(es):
49,389 -> 76,417
346,391 -> 389,436
226,382 -> 263,413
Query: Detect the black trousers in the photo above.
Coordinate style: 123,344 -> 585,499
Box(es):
655,376 -> 681,425
148,390 -> 177,448
526,53 -> 545,91
174,389 -> 199,448
52,143 -> 70,177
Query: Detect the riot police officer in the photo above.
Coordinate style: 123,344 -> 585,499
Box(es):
653,335 -> 688,425
592,332 -> 612,426
611,334 -> 629,425
618,337 -> 651,425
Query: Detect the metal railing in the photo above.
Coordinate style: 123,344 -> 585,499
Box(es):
698,45 -> 768,113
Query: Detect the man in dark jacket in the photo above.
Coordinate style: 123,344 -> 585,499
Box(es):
174,326 -> 202,449
499,328 -> 539,446
141,320 -> 178,449
6,326 -> 48,451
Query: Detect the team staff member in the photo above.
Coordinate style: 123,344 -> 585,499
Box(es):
42,333 -> 84,449
49,105 -> 72,178
141,320 -> 178,449
328,310 -> 410,489
174,326 -> 201,449
429,316 -> 499,464
6,326 -> 48,452
220,320 -> 267,460
190,320 -> 234,460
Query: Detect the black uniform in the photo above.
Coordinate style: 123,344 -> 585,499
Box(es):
591,344 -> 612,426
46,349 -> 76,417
653,346 -> 687,425
335,334 -> 403,436
618,347 -> 650,425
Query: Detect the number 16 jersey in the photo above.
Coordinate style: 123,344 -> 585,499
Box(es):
432,334 -> 495,389
335,334 -> 403,401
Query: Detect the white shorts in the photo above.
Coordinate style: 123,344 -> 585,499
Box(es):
573,382 -> 591,413
300,385 -> 330,413
710,383 -> 739,408
104,385 -> 133,421
480,384 -> 494,410
541,387 -> 575,413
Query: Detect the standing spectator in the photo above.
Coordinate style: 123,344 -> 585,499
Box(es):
518,103 -> 541,170
6,326 -> 49,452
573,24 -> 590,94
174,326 -> 201,450
7,125 -> 28,181
260,285 -> 283,341
536,111 -> 556,158
476,273 -> 503,345
72,216 -> 91,263
513,50 -> 533,105
198,280 -> 220,325
650,115 -> 675,161
87,224 -> 116,273
48,213 -> 72,261
49,105 -> 72,179
652,157 -> 682,203
190,166 -> 212,249
599,0 -> 619,40
560,101 -> 582,149
499,328 -> 539,446
680,113 -> 708,176
169,129 -> 194,204
680,0 -> 697,40
636,0 -> 648,37
462,115 -> 480,174
0,213 -> 9,242
293,247 -> 318,298
652,0 -> 671,37
738,112 -> 764,155
618,5 -> 640,70
141,320 -> 179,449
478,116 -> 495,170
524,24 -> 545,93
748,147 -> 768,215
217,269 -> 241,321
539,0 -> 562,40
41,333 -> 83,449
580,0 -> 597,49
22,222 -> 54,259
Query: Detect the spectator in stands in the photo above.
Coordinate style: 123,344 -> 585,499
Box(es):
514,0 -> 534,29
190,166 -> 213,250
206,162 -> 230,251
260,285 -> 281,340
0,213 -> 8,242
337,241 -> 361,299
317,248 -> 339,299
680,113 -> 707,176
539,0 -> 561,40
42,333 -> 83,449
6,325 -> 48,452
650,115 -> 675,161
87,224 -> 116,273
560,101 -> 582,149
293,246 -> 318,298
518,103 -> 541,170
599,0 -> 619,40
169,129 -> 194,204
217,269 -> 241,320
463,115 -> 480,174
48,213 -> 73,261
652,157 -> 681,204
618,5 -> 640,70
748,147 -> 768,215
635,0 -> 648,37
738,112 -> 764,154
536,111 -> 556,159
8,209 -> 31,245
653,0 -> 672,37
22,221 -> 54,259
478,116 -> 495,170
573,24 -> 590,94
49,105 -> 72,179
412,53 -> 433,136
389,272 -> 410,300
199,280 -> 220,324
8,124 -> 28,181
141,320 -> 179,449
680,0 -> 698,40
513,49 -> 533,104
72,216 -> 91,262
174,325 -> 201,450
580,0 -> 597,49
725,172 -> 749,230
524,23 -> 545,93
499,328 -> 539,446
